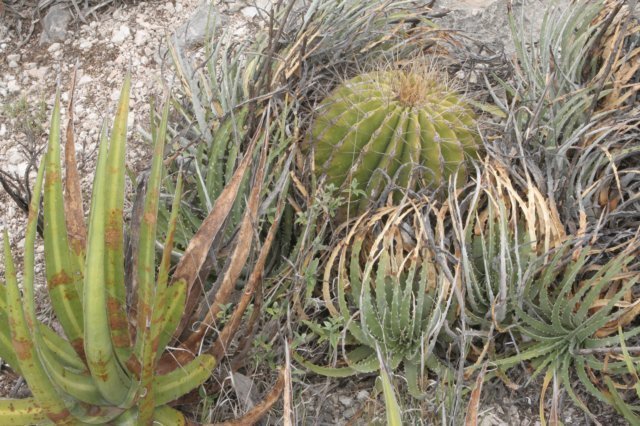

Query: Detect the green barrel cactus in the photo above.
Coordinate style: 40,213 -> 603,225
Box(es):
311,70 -> 479,215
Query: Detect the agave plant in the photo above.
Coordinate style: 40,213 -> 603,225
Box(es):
310,70 -> 479,216
297,199 -> 456,400
494,241 -> 640,423
0,77 -> 284,424
449,163 -> 566,328
494,0 -> 639,240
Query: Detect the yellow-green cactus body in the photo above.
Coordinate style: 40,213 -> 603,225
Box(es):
311,71 -> 479,214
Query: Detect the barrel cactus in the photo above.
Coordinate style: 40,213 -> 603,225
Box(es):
311,70 -> 479,215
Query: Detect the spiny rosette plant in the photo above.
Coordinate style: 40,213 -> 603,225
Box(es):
310,68 -> 480,216
450,163 -> 566,329
491,240 -> 640,424
297,199 -> 456,399
0,77 -> 283,425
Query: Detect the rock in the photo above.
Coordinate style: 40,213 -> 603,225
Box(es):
112,25 -> 131,45
48,42 -> 61,53
79,39 -> 93,50
7,80 -> 20,93
172,1 -> 227,49
356,390 -> 369,401
78,75 -> 93,86
343,407 -> 357,419
8,61 -> 18,68
0,124 -> 6,137
7,53 -> 20,62
27,66 -> 49,81
134,30 -> 149,46
338,395 -> 354,407
241,6 -> 259,19
7,149 -> 25,175
39,4 -> 72,45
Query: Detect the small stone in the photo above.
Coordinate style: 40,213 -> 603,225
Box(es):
0,124 -> 6,137
343,407 -> 357,419
134,30 -> 149,46
78,75 -> 93,86
7,54 -> 20,62
241,6 -> 259,19
172,2 -> 227,49
338,395 -> 353,407
23,62 -> 36,70
39,4 -> 72,45
48,43 -> 62,53
127,111 -> 135,128
7,80 -> 20,93
112,25 -> 131,45
27,66 -> 49,80
8,61 -> 18,68
356,390 -> 369,401
79,40 -> 93,50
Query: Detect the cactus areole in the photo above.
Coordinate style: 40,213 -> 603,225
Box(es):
311,71 -> 479,214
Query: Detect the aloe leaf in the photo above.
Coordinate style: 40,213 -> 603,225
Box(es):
104,75 -> 133,357
43,91 -> 84,353
154,354 -> 215,405
0,398 -> 46,425
3,163 -> 72,422
292,352 -> 357,378
136,99 -> 171,424
153,406 -> 187,426
154,280 -> 187,359
84,118 -> 131,405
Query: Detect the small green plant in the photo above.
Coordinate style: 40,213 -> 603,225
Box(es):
310,69 -> 479,215
297,200 -> 455,401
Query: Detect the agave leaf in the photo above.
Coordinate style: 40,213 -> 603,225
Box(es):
377,345 -> 402,426
605,376 -> 640,424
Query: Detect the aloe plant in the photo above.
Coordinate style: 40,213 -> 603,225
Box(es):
310,70 -> 479,216
0,78 -> 215,425
0,75 -> 289,424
